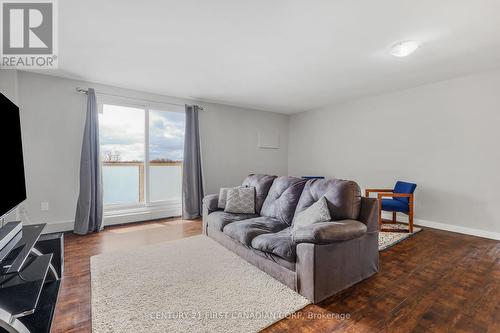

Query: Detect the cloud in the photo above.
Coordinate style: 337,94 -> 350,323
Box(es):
99,106 -> 185,162
149,111 -> 185,160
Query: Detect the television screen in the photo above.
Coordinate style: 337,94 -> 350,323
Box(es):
0,93 -> 27,218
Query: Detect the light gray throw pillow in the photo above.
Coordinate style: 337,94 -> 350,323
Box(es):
224,187 -> 256,214
218,187 -> 235,209
291,196 -> 331,234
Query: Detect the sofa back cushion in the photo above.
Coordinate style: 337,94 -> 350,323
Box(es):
242,174 -> 277,214
294,179 -> 361,221
260,176 -> 307,225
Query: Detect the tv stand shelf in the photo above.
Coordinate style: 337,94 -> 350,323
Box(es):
1,225 -> 45,275
0,254 -> 52,318
0,223 -> 63,333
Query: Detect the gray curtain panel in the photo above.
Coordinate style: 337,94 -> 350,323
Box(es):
182,105 -> 204,219
74,88 -> 103,235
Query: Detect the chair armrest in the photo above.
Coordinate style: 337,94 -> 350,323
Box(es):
377,192 -> 413,199
202,194 -> 220,213
292,220 -> 367,245
365,188 -> 393,197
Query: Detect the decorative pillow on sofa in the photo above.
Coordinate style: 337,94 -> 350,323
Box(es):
291,196 -> 331,234
224,187 -> 256,214
218,187 -> 235,209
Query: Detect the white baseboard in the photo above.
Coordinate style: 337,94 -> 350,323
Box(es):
413,218 -> 500,241
381,212 -> 500,241
42,220 -> 74,233
35,205 -> 183,234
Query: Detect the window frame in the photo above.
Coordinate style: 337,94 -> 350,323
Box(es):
98,95 -> 185,217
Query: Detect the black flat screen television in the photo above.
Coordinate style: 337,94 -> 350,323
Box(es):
0,93 -> 26,219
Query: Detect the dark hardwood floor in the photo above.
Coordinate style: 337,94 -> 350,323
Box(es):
52,219 -> 500,333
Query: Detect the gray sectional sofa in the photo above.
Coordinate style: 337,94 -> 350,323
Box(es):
202,174 -> 379,303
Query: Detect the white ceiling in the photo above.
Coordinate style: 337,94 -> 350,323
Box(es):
52,0 -> 500,113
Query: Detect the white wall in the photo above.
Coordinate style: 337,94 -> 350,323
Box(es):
200,104 -> 288,194
289,69 -> 500,238
1,71 -> 288,232
0,70 -> 18,103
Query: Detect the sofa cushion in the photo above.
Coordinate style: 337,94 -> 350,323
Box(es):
292,219 -> 367,244
295,179 -> 361,221
253,249 -> 296,271
242,174 -> 277,214
207,211 -> 259,232
251,228 -> 296,262
222,216 -> 289,246
225,187 -> 256,214
260,176 -> 307,226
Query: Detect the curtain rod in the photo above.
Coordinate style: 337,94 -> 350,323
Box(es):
75,87 -> 204,110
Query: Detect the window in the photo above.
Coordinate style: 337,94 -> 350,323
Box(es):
148,110 -> 184,202
99,103 -> 185,211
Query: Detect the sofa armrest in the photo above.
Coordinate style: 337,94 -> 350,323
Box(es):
292,220 -> 367,245
295,230 -> 379,303
202,194 -> 220,213
202,194 -> 220,235
358,197 -> 379,233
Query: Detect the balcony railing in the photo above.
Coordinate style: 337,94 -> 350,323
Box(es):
102,161 -> 182,205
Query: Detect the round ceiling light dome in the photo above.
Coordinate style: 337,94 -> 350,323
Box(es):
390,40 -> 421,57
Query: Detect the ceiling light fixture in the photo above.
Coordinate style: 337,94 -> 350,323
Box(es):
390,40 -> 421,57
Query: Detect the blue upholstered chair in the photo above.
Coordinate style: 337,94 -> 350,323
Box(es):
365,181 -> 417,233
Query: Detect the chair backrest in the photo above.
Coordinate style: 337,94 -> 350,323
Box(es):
393,181 -> 417,204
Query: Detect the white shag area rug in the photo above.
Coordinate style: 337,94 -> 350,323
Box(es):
91,235 -> 310,333
379,224 -> 422,251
